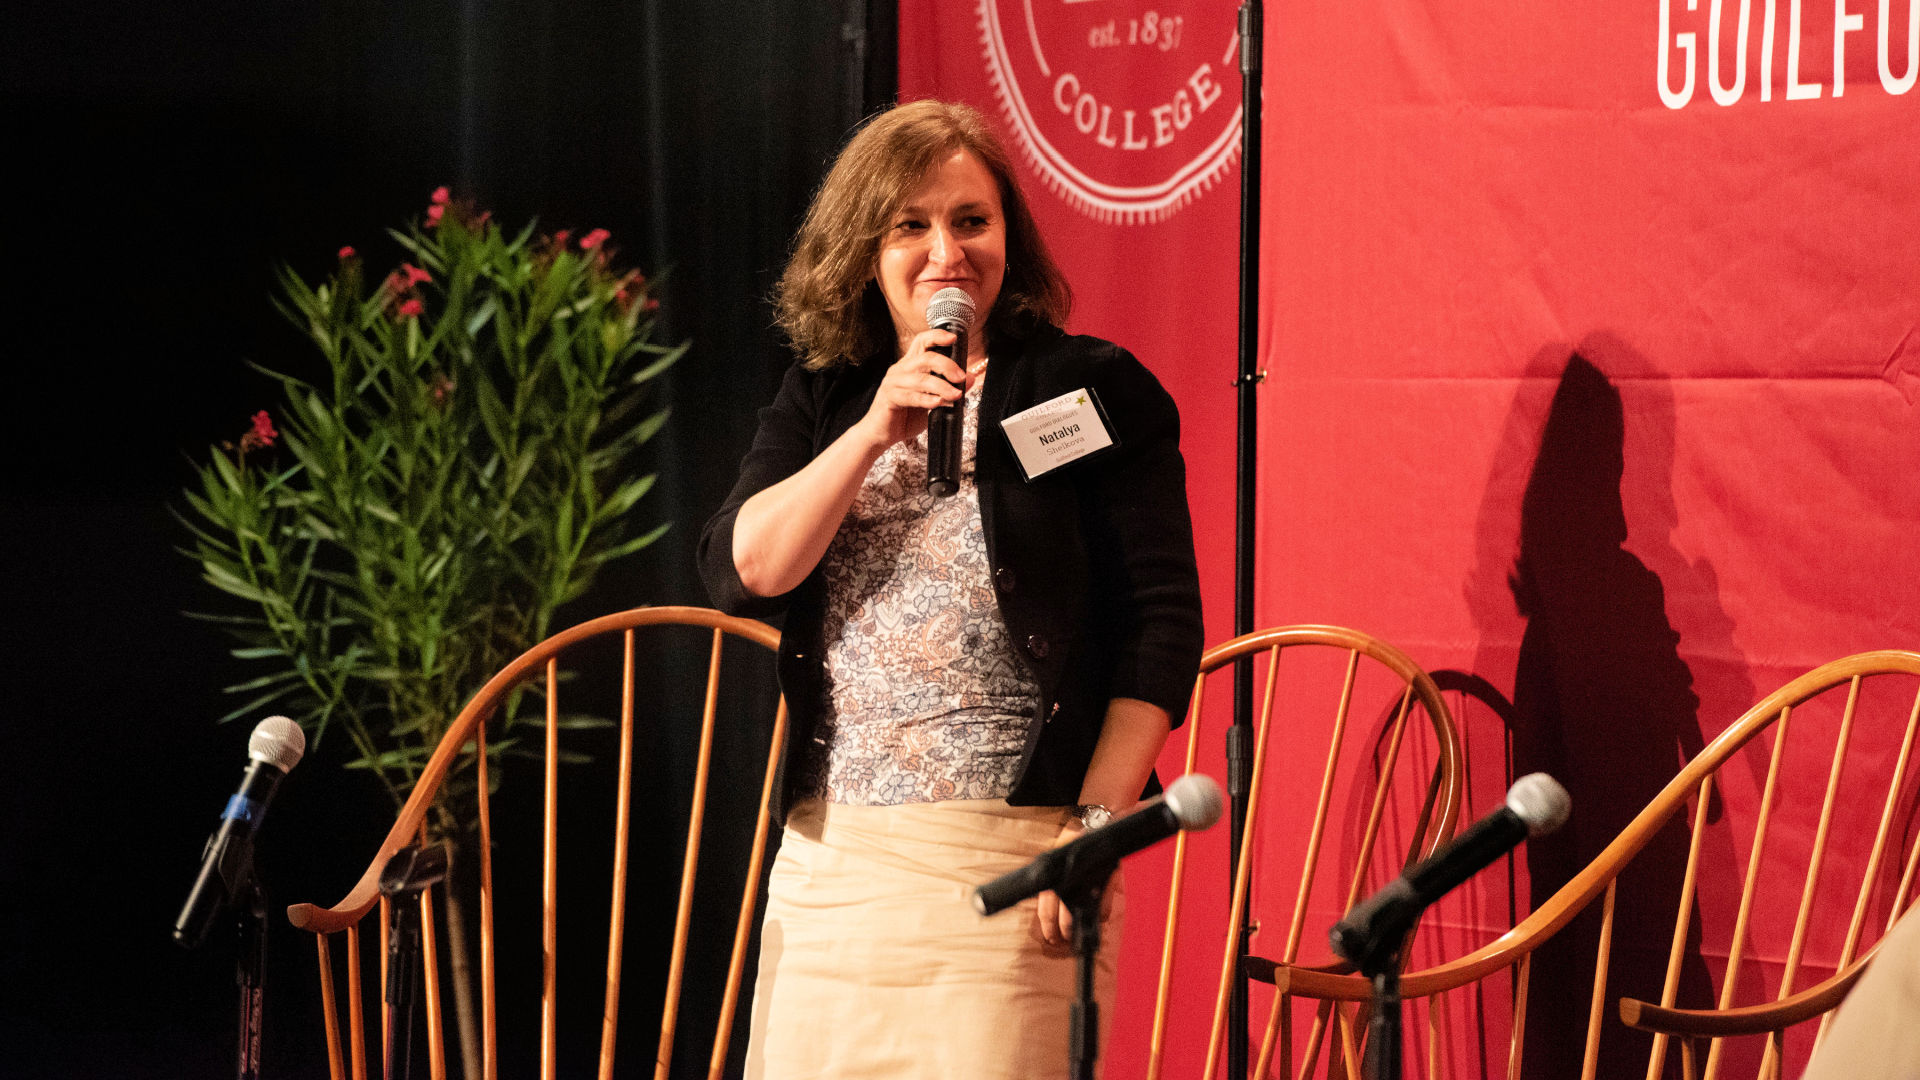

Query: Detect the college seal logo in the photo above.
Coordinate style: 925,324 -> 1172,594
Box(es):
978,0 -> 1243,224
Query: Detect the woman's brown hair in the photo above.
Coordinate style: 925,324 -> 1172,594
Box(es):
775,99 -> 1072,370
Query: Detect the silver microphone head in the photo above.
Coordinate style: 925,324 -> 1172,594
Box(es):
1164,773 -> 1225,831
249,715 -> 307,774
1506,772 -> 1571,837
924,286 -> 975,331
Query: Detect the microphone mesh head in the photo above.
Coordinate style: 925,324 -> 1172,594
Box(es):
1506,772 -> 1571,837
924,286 -> 975,330
250,715 -> 307,773
1164,774 -> 1225,831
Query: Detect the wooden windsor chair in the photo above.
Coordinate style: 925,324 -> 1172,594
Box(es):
1261,649 -> 1920,1080
285,605 -> 787,1080
1136,625 -> 1465,1080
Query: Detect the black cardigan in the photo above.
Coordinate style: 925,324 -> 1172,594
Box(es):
697,324 -> 1203,818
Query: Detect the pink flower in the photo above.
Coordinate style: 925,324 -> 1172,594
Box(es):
579,228 -> 611,251
383,271 -> 408,296
402,263 -> 432,287
644,297 -> 660,312
430,186 -> 451,205
337,245 -> 357,259
237,410 -> 278,453
551,229 -> 571,248
398,298 -> 424,318
426,203 -> 444,227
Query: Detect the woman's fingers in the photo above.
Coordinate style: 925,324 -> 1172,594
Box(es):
1032,890 -> 1072,948
902,329 -> 967,385
857,330 -> 968,447
879,379 -> 953,411
880,337 -> 963,408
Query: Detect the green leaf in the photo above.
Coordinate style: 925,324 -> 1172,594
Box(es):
223,667 -> 307,694
464,295 -> 499,338
628,339 -> 688,385
598,474 -> 656,520
202,563 -> 271,604
361,501 -> 404,526
343,746 -> 436,771
630,406 -> 670,446
589,521 -> 671,565
217,686 -> 301,724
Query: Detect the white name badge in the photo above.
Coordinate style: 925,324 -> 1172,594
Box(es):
999,388 -> 1116,480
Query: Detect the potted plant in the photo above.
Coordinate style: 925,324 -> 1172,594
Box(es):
179,187 -> 683,1075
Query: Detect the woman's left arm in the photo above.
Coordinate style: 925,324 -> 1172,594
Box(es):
1032,696 -> 1173,946
1074,697 -> 1174,815
1031,343 -> 1204,946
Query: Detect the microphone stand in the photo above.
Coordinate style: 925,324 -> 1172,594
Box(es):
1340,910 -> 1410,1080
378,844 -> 449,1080
385,899 -> 423,1080
189,828 -> 268,1080
234,880 -> 268,1080
1060,867 -> 1115,1080
1229,0 -> 1265,1075
1363,965 -> 1403,1080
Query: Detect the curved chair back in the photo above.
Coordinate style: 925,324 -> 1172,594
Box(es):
1139,625 -> 1464,1080
1264,649 -> 1920,1080
286,605 -> 785,1080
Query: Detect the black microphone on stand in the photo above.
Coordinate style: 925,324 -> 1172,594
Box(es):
174,715 -> 307,949
1330,772 -> 1570,974
973,774 -> 1224,916
924,286 -> 974,498
174,715 -> 306,1080
975,774 -> 1221,1080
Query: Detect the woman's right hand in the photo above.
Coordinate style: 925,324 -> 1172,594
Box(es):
729,329 -> 972,598
855,328 -> 969,450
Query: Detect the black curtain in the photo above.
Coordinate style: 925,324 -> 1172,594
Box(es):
0,4 -> 894,1077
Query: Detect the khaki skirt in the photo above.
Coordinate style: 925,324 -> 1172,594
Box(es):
745,798 -> 1124,1080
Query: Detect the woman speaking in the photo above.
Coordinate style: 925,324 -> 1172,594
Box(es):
698,99 -> 1203,1079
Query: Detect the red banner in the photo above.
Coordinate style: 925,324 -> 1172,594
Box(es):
904,1 -> 1920,1076
1257,7 -> 1919,1076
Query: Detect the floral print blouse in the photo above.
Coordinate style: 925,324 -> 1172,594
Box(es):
800,375 -> 1041,805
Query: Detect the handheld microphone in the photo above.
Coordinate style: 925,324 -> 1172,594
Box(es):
974,774 -> 1224,916
923,286 -> 974,498
1330,772 -> 1569,973
173,716 -> 307,949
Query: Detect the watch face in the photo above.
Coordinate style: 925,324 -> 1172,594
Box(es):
1079,805 -> 1113,830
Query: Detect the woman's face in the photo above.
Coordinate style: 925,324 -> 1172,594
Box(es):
874,148 -> 1007,357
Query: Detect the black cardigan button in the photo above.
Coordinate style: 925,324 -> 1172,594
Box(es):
995,567 -> 1017,593
1025,634 -> 1050,659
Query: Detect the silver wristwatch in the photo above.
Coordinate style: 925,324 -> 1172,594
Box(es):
1070,803 -> 1114,830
